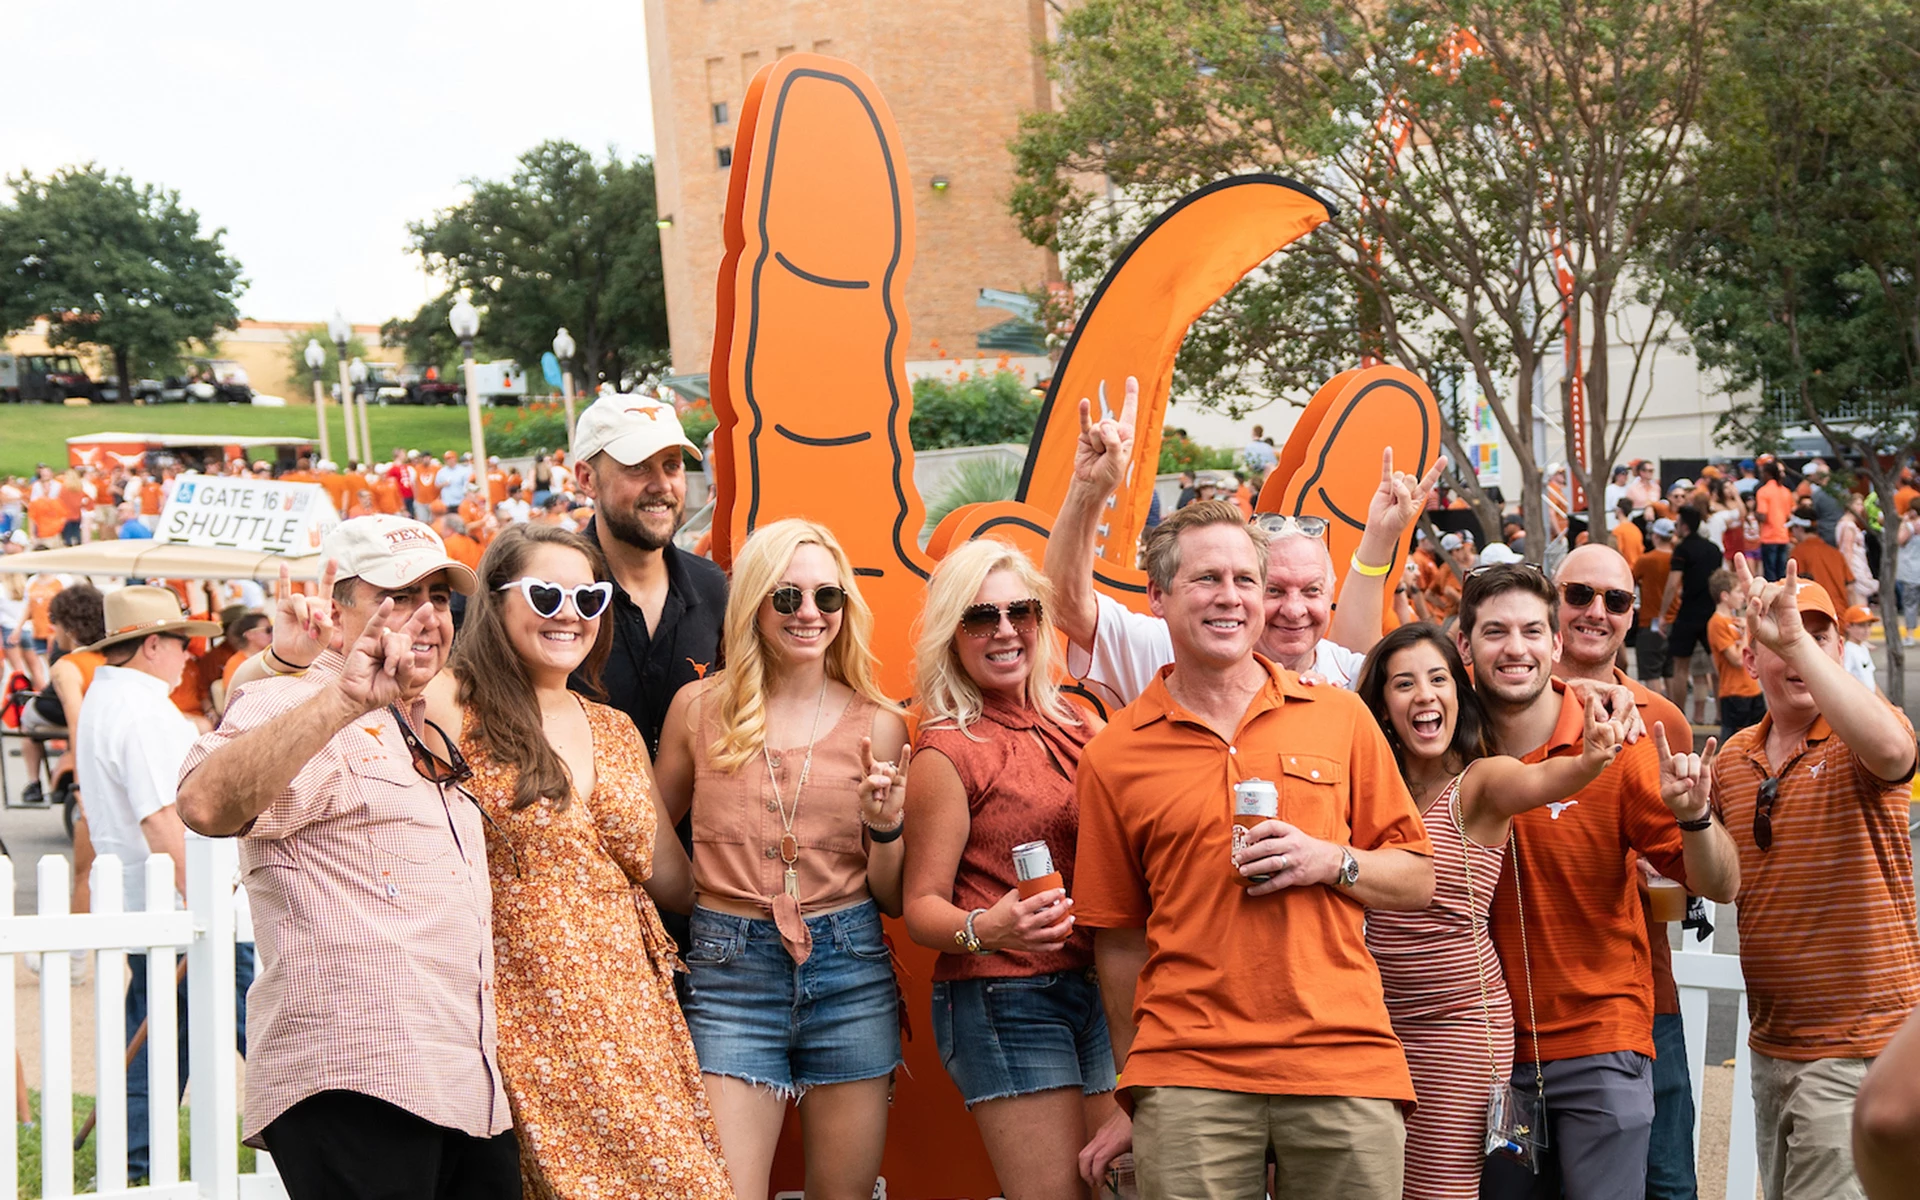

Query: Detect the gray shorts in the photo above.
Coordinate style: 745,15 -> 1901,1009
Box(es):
1493,1051 -> 1655,1200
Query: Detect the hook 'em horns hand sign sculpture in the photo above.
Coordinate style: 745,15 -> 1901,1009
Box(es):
702,53 -> 1443,1195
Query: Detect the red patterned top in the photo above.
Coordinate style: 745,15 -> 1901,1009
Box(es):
914,693 -> 1096,981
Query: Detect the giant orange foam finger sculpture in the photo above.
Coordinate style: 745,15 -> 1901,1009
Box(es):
1258,364 -> 1441,591
931,175 -> 1339,612
709,55 -> 933,699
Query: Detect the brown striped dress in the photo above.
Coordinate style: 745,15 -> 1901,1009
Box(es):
1365,771 -> 1514,1200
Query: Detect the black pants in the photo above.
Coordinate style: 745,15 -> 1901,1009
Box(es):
263,1090 -> 518,1200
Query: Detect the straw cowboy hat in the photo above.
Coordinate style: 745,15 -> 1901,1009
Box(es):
84,586 -> 222,653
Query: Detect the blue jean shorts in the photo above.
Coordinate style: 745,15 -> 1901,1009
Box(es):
931,968 -> 1117,1107
682,900 -> 902,1098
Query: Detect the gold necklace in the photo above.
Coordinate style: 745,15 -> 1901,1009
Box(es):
763,676 -> 829,900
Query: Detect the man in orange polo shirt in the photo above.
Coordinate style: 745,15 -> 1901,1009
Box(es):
1552,543 -> 1703,1199
1457,564 -> 1738,1199
1712,561 -> 1918,1200
1074,499 -> 1434,1197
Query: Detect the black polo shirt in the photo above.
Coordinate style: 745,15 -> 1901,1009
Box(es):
570,524 -> 728,758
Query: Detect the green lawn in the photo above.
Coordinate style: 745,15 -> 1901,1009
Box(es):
0,401 -> 481,477
16,1090 -> 254,1197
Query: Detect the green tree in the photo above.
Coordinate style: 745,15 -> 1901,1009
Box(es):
283,325 -> 371,397
1011,0 -> 1716,557
1659,0 -> 1920,702
0,164 -> 244,402
908,371 -> 1044,449
400,141 -> 669,389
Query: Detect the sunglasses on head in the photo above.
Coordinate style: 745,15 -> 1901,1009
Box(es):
497,577 -> 613,621
959,598 -> 1044,639
1561,582 -> 1635,615
1252,513 -> 1330,539
769,584 -> 848,615
1465,560 -> 1547,580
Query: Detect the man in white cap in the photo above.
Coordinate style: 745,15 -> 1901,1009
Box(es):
75,585 -> 243,1185
176,516 -> 516,1198
569,393 -> 727,948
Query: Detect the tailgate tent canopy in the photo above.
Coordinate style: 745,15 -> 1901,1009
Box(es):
0,540 -> 322,583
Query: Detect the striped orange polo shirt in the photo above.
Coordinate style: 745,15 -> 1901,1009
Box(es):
1712,709 -> 1920,1060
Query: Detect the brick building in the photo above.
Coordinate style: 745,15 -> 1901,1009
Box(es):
642,0 -> 1060,378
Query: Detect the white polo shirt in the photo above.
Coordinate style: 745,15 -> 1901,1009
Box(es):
75,665 -> 198,911
1066,592 -> 1367,711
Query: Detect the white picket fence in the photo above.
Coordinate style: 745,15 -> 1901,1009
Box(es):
0,838 -> 283,1200
1672,898 -> 1760,1200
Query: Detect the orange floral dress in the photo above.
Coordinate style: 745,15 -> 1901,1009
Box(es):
462,701 -> 732,1200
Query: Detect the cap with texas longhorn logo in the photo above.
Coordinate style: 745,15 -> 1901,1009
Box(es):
572,393 -> 702,467
319,515 -> 479,594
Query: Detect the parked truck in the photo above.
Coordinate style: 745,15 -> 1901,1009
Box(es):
0,352 -> 101,402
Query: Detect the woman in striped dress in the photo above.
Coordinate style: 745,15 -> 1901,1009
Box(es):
1356,624 -> 1626,1199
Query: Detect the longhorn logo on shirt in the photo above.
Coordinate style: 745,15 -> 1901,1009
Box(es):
361,726 -> 384,743
685,658 -> 711,679
1808,761 -> 1824,778
1547,799 -> 1579,820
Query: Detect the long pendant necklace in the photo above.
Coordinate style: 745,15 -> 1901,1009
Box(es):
764,676 -> 829,901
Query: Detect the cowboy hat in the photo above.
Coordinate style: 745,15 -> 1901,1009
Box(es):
85,586 -> 222,653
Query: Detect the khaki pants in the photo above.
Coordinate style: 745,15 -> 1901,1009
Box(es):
1132,1085 -> 1404,1200
1752,1051 -> 1871,1200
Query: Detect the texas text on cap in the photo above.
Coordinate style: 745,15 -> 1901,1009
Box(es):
319,515 -> 478,594
572,394 -> 701,467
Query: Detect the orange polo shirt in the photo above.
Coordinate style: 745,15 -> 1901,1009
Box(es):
1490,681 -> 1690,1063
1713,710 -> 1919,1059
1074,658 -> 1431,1101
1707,613 -> 1761,699
1631,549 -> 1672,628
1611,670 -> 1690,1020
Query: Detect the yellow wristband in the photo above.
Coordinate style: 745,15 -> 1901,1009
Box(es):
1350,555 -> 1394,577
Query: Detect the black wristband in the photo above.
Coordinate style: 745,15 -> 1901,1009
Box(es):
866,819 -> 905,844
267,648 -> 314,672
1676,812 -> 1714,832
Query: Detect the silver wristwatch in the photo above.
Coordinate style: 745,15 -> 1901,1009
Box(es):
1335,846 -> 1361,889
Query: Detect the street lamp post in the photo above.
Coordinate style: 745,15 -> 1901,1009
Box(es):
327,311 -> 358,465
449,297 -> 486,471
552,327 -> 577,447
303,338 -> 332,464
349,357 -> 372,463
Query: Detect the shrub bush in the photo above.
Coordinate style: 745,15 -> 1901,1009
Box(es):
909,371 -> 1043,450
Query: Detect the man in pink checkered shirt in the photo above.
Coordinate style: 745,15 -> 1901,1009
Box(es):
179,516 -> 517,1199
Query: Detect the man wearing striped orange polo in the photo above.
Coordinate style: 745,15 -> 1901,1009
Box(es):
1712,558 -> 1919,1200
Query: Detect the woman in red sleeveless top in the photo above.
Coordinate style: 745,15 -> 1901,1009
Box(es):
901,539 -> 1118,1200
1355,624 -> 1626,1199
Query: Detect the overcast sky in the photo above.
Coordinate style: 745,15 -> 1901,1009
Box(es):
8,0 -> 656,327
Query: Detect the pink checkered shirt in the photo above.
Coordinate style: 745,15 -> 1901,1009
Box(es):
180,651 -> 506,1147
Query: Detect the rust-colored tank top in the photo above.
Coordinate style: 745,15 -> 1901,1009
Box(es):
914,694 -> 1095,981
689,682 -> 880,915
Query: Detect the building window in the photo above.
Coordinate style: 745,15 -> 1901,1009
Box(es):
716,147 -> 733,169
712,101 -> 728,125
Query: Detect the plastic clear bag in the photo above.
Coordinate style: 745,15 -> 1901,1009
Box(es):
1485,1078 -> 1546,1172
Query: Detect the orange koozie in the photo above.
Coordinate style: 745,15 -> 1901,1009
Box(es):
1017,871 -> 1065,901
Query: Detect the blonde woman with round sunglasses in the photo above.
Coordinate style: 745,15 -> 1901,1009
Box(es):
654,518 -> 911,1200
902,538 -> 1119,1199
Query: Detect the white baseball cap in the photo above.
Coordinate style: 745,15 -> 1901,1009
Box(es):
572,394 -> 701,467
319,515 -> 478,594
1477,543 -> 1522,567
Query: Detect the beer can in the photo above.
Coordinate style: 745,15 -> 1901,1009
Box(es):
1011,840 -> 1055,883
1233,779 -> 1279,819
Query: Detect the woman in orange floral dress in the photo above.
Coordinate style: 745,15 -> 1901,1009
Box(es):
432,523 -> 732,1199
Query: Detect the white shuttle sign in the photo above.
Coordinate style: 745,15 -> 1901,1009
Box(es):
158,476 -> 338,554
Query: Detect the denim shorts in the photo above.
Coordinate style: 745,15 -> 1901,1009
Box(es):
931,968 -> 1117,1107
682,900 -> 902,1098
